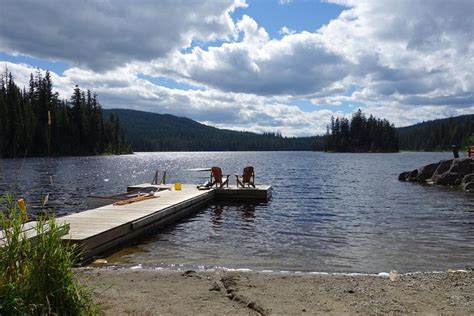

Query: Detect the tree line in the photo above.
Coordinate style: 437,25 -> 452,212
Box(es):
107,108 -> 324,151
0,70 -> 131,157
397,115 -> 473,151
324,109 -> 399,152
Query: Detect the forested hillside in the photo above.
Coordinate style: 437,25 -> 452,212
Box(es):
0,70 -> 131,157
398,115 -> 473,151
2,69 -> 471,156
104,109 -> 322,151
324,109 -> 399,152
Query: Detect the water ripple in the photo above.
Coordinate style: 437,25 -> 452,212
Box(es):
1,151 -> 473,273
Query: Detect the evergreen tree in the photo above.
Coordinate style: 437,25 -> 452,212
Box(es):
324,109 -> 399,152
0,69 -> 132,158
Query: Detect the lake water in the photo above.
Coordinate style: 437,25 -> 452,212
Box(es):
1,152 -> 473,273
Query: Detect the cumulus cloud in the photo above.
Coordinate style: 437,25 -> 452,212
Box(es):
319,0 -> 474,107
147,1 -> 472,111
0,0 -> 245,71
1,0 -> 472,135
4,61 -> 336,136
279,26 -> 295,35
148,15 -> 354,96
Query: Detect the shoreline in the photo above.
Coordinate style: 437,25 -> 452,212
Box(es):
88,260 -> 473,276
78,267 -> 473,315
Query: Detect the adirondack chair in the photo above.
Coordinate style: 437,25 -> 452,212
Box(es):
236,166 -> 255,188
210,167 -> 229,188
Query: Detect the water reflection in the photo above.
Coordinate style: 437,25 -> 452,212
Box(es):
210,204 -> 224,227
210,202 -> 258,229
242,204 -> 256,221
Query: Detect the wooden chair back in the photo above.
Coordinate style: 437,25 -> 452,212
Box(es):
211,167 -> 223,183
242,166 -> 254,183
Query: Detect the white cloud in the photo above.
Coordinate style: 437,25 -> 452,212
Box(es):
147,15 -> 353,96
279,26 -> 296,35
144,0 -> 472,113
3,61 -> 337,136
1,0 -> 472,136
319,0 -> 474,107
0,0 -> 246,71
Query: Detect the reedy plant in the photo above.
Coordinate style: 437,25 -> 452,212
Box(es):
0,193 -> 99,315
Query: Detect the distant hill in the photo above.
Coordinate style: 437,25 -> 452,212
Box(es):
103,109 -> 322,151
103,109 -> 473,152
398,115 -> 473,151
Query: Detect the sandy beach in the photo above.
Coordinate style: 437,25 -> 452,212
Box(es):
78,268 -> 473,315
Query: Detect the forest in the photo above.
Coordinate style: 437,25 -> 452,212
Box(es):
324,109 -> 399,152
0,70 -> 131,158
1,70 -> 472,155
398,115 -> 473,151
105,109 -> 323,151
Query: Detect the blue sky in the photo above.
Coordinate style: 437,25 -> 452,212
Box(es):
232,0 -> 344,38
0,0 -> 472,136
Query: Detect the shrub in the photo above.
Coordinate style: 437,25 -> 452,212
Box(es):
0,194 -> 99,315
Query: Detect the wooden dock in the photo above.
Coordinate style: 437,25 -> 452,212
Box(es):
1,184 -> 271,261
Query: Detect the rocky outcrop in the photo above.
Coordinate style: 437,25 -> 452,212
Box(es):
399,157 -> 474,192
417,162 -> 440,182
462,174 -> 474,192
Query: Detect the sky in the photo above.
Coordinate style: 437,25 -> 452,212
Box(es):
0,0 -> 472,136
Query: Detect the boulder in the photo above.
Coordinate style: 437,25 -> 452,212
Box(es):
398,157 -> 474,192
463,182 -> 474,192
398,171 -> 410,181
431,158 -> 473,186
431,159 -> 454,183
462,173 -> 474,185
449,158 -> 474,175
436,172 -> 461,186
416,162 -> 439,182
408,169 -> 418,182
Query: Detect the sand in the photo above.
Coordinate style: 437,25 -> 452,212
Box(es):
78,268 -> 473,315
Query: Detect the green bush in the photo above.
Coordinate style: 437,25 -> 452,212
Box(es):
468,134 -> 474,146
0,194 -> 99,315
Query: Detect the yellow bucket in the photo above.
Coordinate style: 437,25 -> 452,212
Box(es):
174,182 -> 182,190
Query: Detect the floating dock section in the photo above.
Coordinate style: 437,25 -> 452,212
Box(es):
44,184 -> 271,261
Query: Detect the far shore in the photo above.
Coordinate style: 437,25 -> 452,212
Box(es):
78,268 -> 473,315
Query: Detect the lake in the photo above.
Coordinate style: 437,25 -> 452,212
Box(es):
1,152 -> 473,273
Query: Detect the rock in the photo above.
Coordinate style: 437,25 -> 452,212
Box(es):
416,162 -> 439,182
408,169 -> 418,182
462,173 -> 474,185
389,270 -> 399,282
209,282 -> 221,291
463,182 -> 474,192
398,171 -> 410,181
399,157 -> 474,192
450,157 -> 473,175
432,158 -> 454,175
183,269 -> 196,276
436,172 -> 462,186
432,158 -> 474,186
431,159 -> 454,183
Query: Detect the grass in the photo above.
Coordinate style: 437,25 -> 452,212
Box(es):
0,193 -> 99,315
